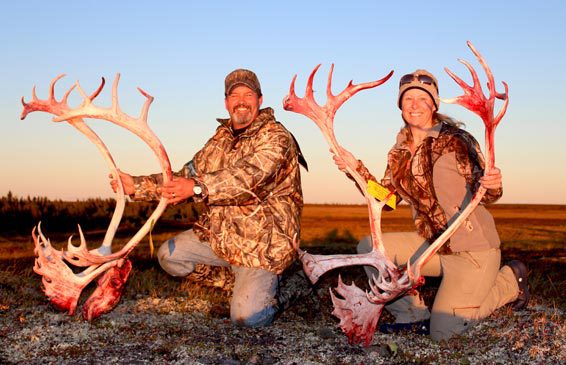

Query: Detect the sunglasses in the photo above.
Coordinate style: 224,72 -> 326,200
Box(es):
399,74 -> 438,91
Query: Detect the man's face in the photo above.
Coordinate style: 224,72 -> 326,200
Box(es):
225,85 -> 263,130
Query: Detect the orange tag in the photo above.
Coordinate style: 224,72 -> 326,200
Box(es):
367,180 -> 396,209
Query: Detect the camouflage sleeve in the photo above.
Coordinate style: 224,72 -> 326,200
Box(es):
346,159 -> 401,206
354,159 -> 378,183
482,186 -> 503,204
130,166 -> 189,201
196,124 -> 293,205
344,159 -> 377,195
380,164 -> 402,206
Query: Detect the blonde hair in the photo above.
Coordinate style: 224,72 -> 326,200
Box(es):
434,112 -> 465,128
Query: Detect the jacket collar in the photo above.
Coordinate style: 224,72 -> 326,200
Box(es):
395,121 -> 443,150
216,107 -> 275,137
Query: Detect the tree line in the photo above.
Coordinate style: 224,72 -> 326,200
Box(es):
0,192 -> 201,235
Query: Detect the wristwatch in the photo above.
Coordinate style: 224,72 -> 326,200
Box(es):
193,183 -> 203,197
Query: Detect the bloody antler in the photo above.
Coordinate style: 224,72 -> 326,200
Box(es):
284,65 -> 394,256
443,40 -> 509,170
284,65 -> 407,346
21,74 -> 172,319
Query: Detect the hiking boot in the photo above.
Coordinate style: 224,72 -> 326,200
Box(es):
275,270 -> 314,313
508,260 -> 530,310
378,319 -> 430,335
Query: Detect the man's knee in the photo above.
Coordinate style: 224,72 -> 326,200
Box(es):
230,268 -> 278,327
157,237 -> 195,277
156,238 -> 174,268
231,305 -> 277,328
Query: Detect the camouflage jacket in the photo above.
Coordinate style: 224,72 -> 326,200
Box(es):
132,108 -> 303,274
356,122 -> 502,254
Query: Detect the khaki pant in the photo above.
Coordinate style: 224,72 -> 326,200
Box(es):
157,229 -> 279,327
358,233 -> 519,341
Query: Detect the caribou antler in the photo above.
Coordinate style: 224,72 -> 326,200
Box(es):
284,64 -> 394,257
284,65 -> 411,346
21,74 -> 172,319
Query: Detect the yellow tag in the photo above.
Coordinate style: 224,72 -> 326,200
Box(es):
367,180 -> 396,209
148,219 -> 155,258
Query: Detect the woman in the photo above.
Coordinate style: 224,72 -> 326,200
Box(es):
333,69 -> 529,341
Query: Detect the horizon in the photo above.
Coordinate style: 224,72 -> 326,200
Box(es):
2,191 -> 564,207
2,1 -> 565,205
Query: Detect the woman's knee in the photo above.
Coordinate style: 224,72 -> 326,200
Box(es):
357,236 -> 372,254
429,306 -> 475,341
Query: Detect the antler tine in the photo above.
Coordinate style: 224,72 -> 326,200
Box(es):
48,74 -> 67,102
494,81 -> 509,126
326,63 -> 336,101
137,87 -> 154,124
112,73 -> 121,114
443,59 -> 490,123
466,41 -> 497,98
330,275 -> 384,346
60,83 -> 77,107
443,59 -> 478,97
54,74 -> 158,137
283,64 -> 324,123
330,69 -> 394,116
443,41 -> 509,128
64,224 -> 87,253
88,77 -> 105,101
31,85 -> 38,101
21,74 -> 72,120
32,222 -> 123,315
305,64 -> 322,106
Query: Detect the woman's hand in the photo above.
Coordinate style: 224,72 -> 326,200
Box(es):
331,147 -> 357,173
480,167 -> 502,190
108,170 -> 135,195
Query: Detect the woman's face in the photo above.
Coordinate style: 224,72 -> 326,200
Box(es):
400,88 -> 436,131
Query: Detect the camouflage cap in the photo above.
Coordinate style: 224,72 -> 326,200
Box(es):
224,69 -> 262,97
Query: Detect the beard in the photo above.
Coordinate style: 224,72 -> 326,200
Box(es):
230,104 -> 254,127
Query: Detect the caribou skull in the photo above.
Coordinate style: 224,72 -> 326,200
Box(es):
283,41 -> 508,346
21,74 -> 172,319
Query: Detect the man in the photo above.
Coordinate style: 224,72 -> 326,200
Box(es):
112,69 -> 306,327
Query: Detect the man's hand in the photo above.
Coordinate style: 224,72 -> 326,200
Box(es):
109,170 -> 135,195
162,177 -> 195,204
480,167 -> 502,190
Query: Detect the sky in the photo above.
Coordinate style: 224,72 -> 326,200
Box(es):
1,0 -> 565,205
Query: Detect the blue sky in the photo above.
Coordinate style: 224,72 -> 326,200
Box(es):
1,0 -> 565,204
